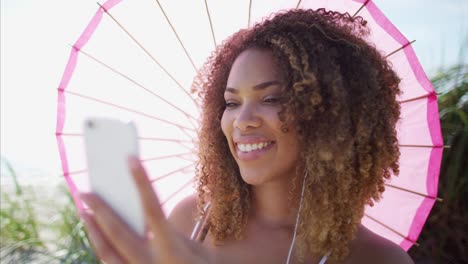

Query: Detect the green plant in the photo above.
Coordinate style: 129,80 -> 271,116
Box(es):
0,157 -> 98,263
50,185 -> 98,263
0,158 -> 45,262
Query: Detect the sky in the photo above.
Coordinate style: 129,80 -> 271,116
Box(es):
1,0 -> 467,181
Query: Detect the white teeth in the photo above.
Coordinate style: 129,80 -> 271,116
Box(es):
237,142 -> 271,153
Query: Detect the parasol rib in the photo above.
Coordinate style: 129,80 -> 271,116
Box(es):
161,178 -> 195,205
63,169 -> 87,177
141,152 -> 196,163
384,184 -> 443,202
56,132 -> 81,137
141,137 -> 197,152
62,153 -> 195,177
364,214 -> 420,247
142,135 -> 197,151
398,144 -> 448,148
248,0 -> 253,27
76,47 -> 199,123
57,133 -> 196,145
352,0 -> 370,18
176,141 -> 199,152
177,154 -> 197,163
385,40 -> 416,58
152,0 -> 198,72
295,0 -> 302,9
96,3 -> 199,108
55,132 -> 198,151
138,136 -> 197,144
150,163 -> 195,183
400,92 -> 436,104
59,89 -> 196,133
203,0 -> 217,48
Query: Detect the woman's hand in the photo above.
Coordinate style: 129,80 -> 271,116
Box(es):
79,157 -> 209,264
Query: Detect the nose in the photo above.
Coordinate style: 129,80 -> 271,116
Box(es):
233,103 -> 262,131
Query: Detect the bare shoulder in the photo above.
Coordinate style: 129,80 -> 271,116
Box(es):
346,225 -> 414,264
167,194 -> 199,238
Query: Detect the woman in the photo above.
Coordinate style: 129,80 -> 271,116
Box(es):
80,8 -> 414,263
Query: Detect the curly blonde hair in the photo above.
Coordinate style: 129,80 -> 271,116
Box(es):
192,8 -> 401,263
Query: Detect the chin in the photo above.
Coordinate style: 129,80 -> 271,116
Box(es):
240,176 -> 261,186
239,168 -> 272,186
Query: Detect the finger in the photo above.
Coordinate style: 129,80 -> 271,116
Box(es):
80,211 -> 126,264
127,157 -> 173,245
81,193 -> 150,263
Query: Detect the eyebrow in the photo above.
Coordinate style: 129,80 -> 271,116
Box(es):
225,81 -> 282,94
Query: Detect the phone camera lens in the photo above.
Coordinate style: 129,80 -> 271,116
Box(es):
87,120 -> 95,129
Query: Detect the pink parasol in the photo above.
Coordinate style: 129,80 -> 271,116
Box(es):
56,0 -> 443,251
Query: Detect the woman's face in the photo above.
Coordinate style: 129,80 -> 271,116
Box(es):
221,48 -> 300,186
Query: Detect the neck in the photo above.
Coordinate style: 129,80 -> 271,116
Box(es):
250,174 -> 304,228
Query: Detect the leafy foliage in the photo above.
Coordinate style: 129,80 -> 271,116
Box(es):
0,159 -> 98,263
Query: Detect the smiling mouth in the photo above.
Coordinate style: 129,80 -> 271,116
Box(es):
236,141 -> 274,153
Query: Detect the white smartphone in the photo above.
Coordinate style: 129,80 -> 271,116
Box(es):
83,117 -> 145,236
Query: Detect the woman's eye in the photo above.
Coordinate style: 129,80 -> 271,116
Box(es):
225,101 -> 238,108
264,97 -> 282,104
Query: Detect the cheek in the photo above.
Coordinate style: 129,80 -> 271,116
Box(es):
220,111 -> 231,137
263,109 -> 284,132
283,132 -> 300,161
